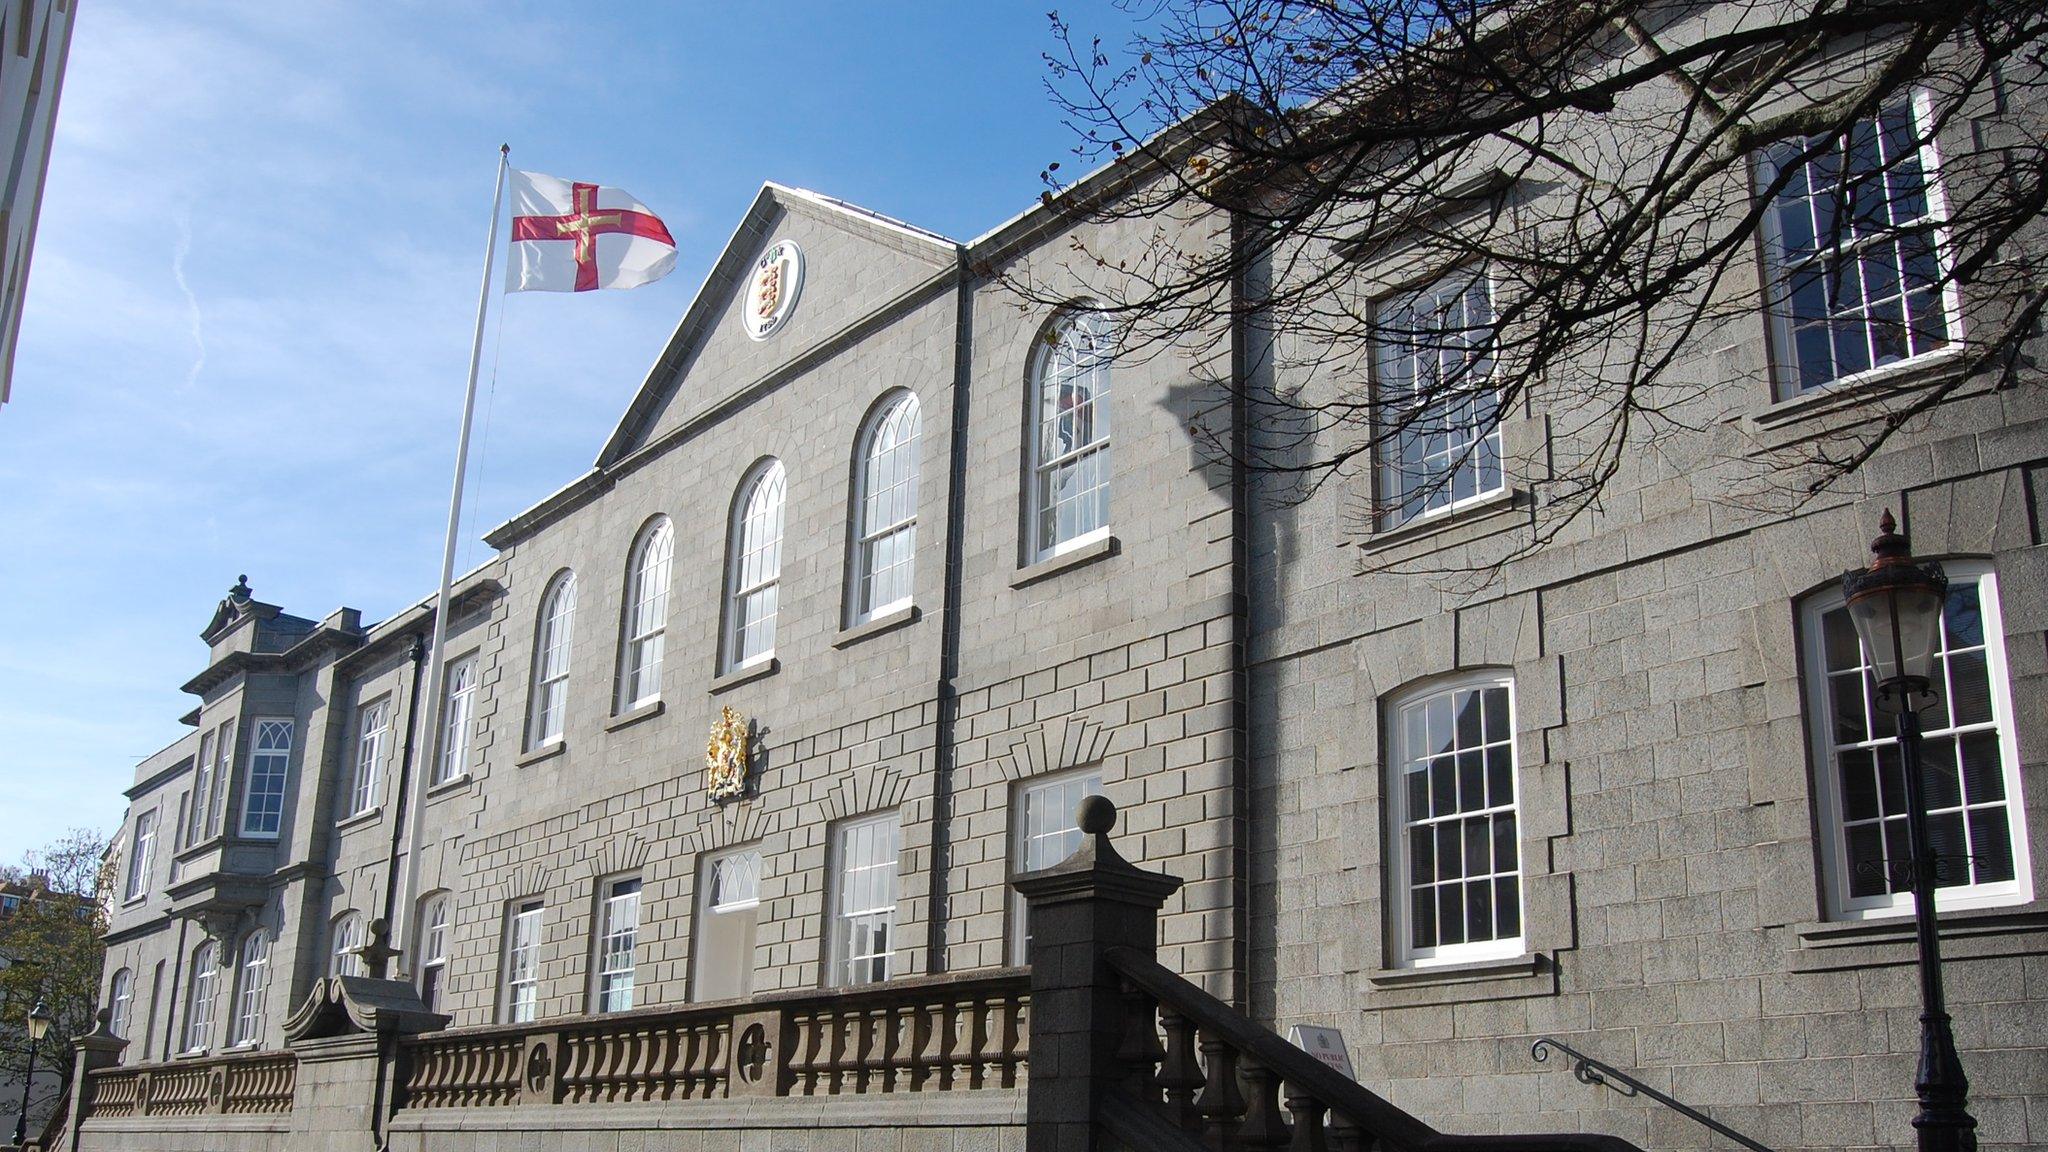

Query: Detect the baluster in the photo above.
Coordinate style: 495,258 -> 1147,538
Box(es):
1011,992 -> 1032,1082
978,996 -> 1006,1088
828,1009 -> 855,1095
1327,1112 -> 1371,1152
1285,1089 -> 1329,1152
1157,1007 -> 1205,1134
1197,1029 -> 1247,1150
1117,978 -> 1166,1098
1238,1056 -> 1291,1150
881,1004 -> 910,1092
950,997 -> 979,1087
655,1023 -> 682,1100
860,1006 -> 887,1093
913,1000 -> 943,1091
707,1021 -> 731,1099
792,1011 -> 822,1095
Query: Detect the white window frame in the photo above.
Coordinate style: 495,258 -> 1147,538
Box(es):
1800,562 -> 2032,920
502,900 -> 544,1024
436,656 -> 478,786
526,571 -> 577,750
591,876 -> 642,1014
329,912 -> 365,978
183,941 -> 217,1054
827,812 -> 899,987
724,461 -> 786,672
417,892 -> 450,1013
206,720 -> 233,839
617,518 -> 674,710
1372,271 -> 1503,530
346,699 -> 390,819
849,392 -> 922,625
1386,673 -> 1525,968
230,930 -> 268,1047
1028,311 -> 1114,561
1009,769 -> 1104,964
189,729 -> 216,844
124,808 -> 157,902
107,967 -> 134,1042
240,719 -> 293,838
1756,87 -> 1962,400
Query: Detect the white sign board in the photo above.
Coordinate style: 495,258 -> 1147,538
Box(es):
1287,1024 -> 1355,1080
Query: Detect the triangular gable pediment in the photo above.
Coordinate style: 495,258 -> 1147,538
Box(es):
596,183 -> 958,470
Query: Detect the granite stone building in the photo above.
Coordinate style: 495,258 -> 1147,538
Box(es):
81,12 -> 2048,1150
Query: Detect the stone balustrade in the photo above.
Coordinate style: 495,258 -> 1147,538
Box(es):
396,968 -> 1029,1110
80,1051 -> 296,1121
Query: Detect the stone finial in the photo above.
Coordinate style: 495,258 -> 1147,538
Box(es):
355,918 -> 400,980
229,575 -> 252,604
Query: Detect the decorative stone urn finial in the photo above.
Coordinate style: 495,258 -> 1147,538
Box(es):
355,918 -> 400,980
230,574 -> 252,604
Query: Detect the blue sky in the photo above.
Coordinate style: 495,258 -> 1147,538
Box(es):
0,1 -> 1138,856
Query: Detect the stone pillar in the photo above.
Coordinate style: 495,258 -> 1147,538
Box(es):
1013,796 -> 1182,1152
57,1010 -> 126,1152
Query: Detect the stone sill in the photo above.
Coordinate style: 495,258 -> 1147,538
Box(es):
833,604 -> 920,649
1746,347 -> 1966,445
605,698 -> 665,733
710,658 -> 780,695
1010,534 -> 1118,589
1367,952 -> 1543,987
1790,906 -> 2048,973
1357,487 -> 1524,557
175,835 -> 226,862
426,773 -> 474,799
334,806 -> 383,834
515,742 -> 566,769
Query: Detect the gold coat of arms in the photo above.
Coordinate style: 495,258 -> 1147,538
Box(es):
706,705 -> 750,802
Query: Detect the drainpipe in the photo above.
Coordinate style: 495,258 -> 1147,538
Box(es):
379,634 -> 429,931
925,246 -> 975,973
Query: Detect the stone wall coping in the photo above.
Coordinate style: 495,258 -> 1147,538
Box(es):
384,1088 -> 1026,1132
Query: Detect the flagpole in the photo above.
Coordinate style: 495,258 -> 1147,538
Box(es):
394,143 -> 511,972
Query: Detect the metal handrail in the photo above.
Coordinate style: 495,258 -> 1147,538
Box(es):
1530,1037 -> 1774,1152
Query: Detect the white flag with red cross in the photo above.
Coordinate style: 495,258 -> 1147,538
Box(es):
506,170 -> 677,292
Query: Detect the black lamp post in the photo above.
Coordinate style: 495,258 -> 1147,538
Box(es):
1840,511 -> 1977,1152
11,999 -> 51,1148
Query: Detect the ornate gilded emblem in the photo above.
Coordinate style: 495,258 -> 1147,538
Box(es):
743,239 -> 804,341
706,705 -> 751,802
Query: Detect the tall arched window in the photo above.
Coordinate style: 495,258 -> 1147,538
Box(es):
107,967 -> 134,1042
725,461 -> 786,671
1029,311 -> 1113,559
330,911 -> 365,978
849,393 -> 921,625
617,517 -> 674,710
1385,672 -> 1523,967
418,892 -> 451,1013
526,571 -> 577,749
183,941 -> 218,1053
230,930 -> 269,1046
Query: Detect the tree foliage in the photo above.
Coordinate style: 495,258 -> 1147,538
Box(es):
1026,0 -> 2048,566
0,828 -> 113,1129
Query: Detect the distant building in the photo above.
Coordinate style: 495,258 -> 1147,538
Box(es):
0,0 -> 77,410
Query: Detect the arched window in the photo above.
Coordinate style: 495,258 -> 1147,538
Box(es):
1385,672 -> 1523,967
526,571 -> 577,749
617,518 -> 674,710
183,941 -> 218,1053
434,658 -> 477,787
1028,311 -> 1113,559
418,892 -> 451,1013
230,930 -> 269,1046
1799,561 -> 2030,918
725,461 -> 786,671
330,912 -> 365,978
107,967 -> 134,1042
849,393 -> 921,624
